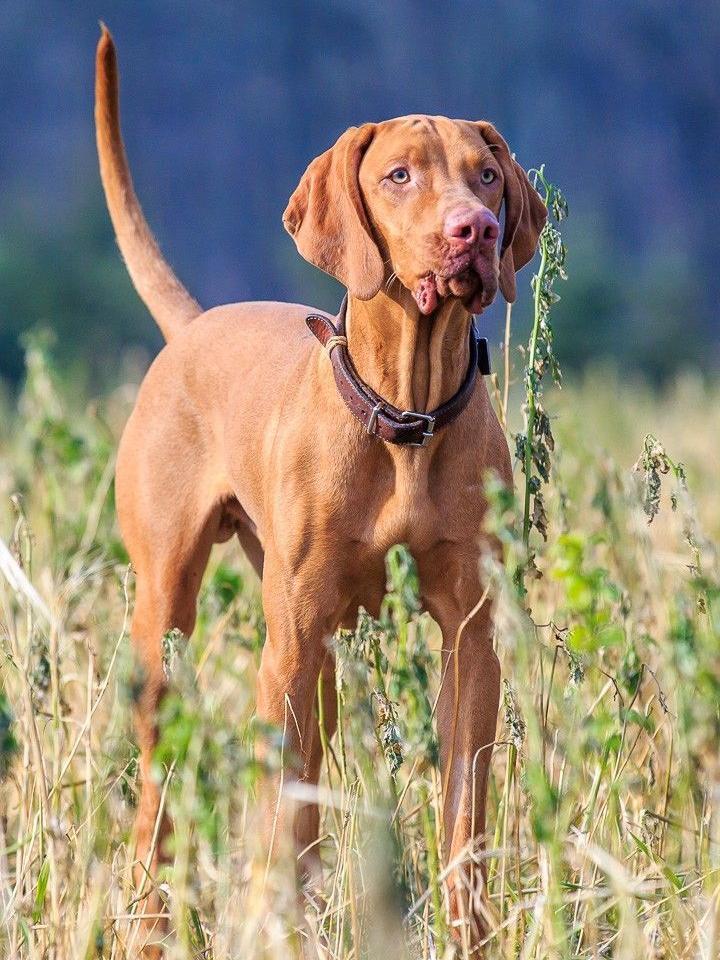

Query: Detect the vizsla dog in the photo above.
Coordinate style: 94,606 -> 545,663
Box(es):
95,26 -> 545,952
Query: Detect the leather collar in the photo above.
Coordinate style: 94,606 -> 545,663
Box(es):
306,296 -> 491,447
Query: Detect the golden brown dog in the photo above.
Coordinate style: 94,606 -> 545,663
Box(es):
95,25 -> 545,952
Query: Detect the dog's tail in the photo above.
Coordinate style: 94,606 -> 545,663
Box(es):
95,25 -> 202,341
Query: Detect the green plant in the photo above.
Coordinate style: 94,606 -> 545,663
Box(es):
516,167 -> 568,574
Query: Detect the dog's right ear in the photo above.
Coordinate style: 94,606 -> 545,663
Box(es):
475,122 -> 547,303
283,125 -> 384,300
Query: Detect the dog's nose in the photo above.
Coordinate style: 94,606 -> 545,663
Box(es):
444,207 -> 499,250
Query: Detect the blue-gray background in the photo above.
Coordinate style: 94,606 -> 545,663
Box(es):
2,1 -> 718,386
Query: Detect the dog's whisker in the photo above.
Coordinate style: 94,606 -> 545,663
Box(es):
385,271 -> 399,291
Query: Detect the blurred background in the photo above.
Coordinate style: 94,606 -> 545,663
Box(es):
1,1 -> 718,390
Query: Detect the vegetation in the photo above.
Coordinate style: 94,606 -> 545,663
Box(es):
2,186 -> 720,957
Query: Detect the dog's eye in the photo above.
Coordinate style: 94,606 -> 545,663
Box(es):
480,168 -> 497,184
389,167 -> 410,185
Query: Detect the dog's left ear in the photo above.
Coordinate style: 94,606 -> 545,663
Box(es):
475,122 -> 547,303
283,124 -> 384,300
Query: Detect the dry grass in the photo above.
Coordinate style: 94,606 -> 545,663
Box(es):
1,336 -> 719,959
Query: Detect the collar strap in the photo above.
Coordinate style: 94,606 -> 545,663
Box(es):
306,296 -> 491,448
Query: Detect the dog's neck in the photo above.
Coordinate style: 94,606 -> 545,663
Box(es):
346,288 -> 472,413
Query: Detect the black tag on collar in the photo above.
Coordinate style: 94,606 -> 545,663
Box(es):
476,337 -> 491,375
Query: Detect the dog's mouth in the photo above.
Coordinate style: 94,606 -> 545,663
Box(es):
413,254 -> 498,317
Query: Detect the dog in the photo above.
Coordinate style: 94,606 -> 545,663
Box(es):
95,25 -> 545,952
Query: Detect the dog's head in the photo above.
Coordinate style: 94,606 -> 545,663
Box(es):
283,116 -> 546,314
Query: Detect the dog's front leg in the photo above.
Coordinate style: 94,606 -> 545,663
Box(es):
438,605 -> 499,947
255,551 -> 337,886
419,547 -> 501,949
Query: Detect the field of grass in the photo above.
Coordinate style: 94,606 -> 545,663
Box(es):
1,319 -> 718,960
2,172 -> 720,960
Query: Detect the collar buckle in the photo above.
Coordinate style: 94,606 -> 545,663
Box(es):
399,410 -> 436,447
367,402 -> 383,437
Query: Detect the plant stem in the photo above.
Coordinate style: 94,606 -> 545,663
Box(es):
522,235 -> 548,548
371,637 -> 400,814
501,300 -> 513,435
419,781 -> 446,947
499,741 -> 516,932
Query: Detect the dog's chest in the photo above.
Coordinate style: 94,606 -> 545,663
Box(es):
330,444 -> 484,556
369,463 -> 435,551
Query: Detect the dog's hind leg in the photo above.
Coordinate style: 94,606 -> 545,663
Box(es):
126,518 -> 219,956
116,425 -> 222,953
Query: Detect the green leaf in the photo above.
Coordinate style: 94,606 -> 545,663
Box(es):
32,857 -> 50,923
620,708 -> 654,732
661,863 -> 684,890
628,830 -> 651,857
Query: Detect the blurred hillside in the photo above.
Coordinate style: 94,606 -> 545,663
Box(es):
1,1 -> 718,386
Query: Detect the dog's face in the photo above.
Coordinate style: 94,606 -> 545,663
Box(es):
284,115 -> 546,313
358,117 -> 508,315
